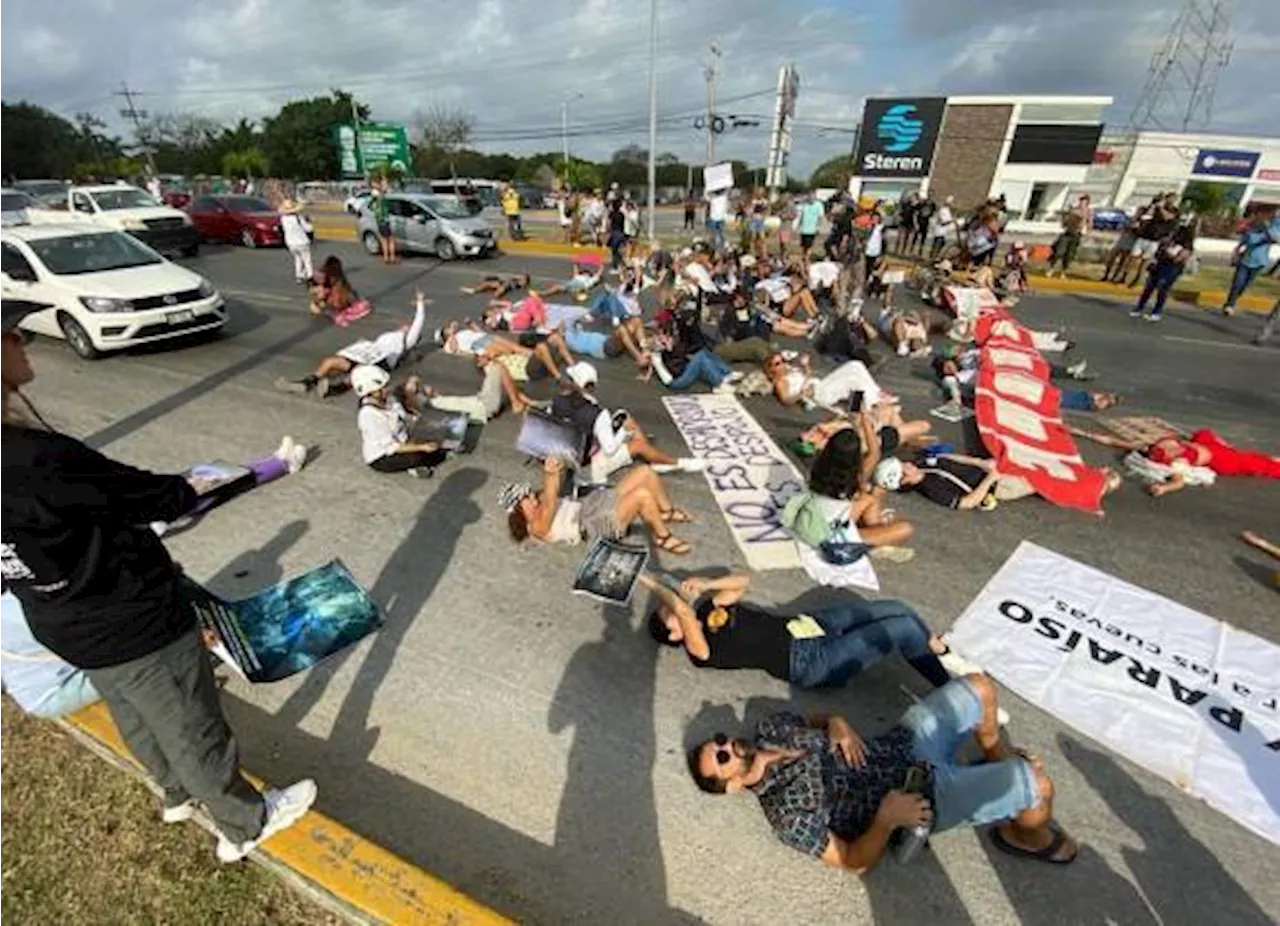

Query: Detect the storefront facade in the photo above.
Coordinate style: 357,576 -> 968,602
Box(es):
849,94 -> 1111,219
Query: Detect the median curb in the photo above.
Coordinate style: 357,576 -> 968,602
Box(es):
59,702 -> 511,926
310,221 -> 607,262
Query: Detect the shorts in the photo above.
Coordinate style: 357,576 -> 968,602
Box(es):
749,217 -> 765,234
563,327 -> 610,359
377,221 -> 391,237
526,353 -> 551,381
1131,238 -> 1158,258
517,331 -> 546,349
496,353 -> 529,382
900,679 -> 1039,832
801,233 -> 816,250
588,442 -> 633,484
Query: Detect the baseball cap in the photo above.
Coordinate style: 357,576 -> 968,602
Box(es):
565,361 -> 598,388
0,298 -> 51,335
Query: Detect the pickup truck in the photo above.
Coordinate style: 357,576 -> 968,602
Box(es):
43,184 -> 201,257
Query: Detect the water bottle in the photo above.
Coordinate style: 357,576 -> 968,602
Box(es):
889,765 -> 933,864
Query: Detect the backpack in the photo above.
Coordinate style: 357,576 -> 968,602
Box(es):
780,491 -> 836,548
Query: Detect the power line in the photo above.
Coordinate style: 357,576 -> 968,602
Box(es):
114,81 -> 155,174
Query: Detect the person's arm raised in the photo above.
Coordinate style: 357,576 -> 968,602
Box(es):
636,573 -> 710,660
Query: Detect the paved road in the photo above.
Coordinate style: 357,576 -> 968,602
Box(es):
25,243 -> 1279,925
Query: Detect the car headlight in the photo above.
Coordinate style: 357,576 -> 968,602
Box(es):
119,218 -> 148,231
197,278 -> 215,299
80,296 -> 134,313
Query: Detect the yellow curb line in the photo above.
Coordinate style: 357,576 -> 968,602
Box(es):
310,222 -> 608,261
62,702 -> 511,926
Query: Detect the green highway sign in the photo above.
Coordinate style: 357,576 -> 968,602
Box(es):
336,122 -> 410,178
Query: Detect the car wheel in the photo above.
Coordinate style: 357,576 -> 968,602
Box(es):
182,242 -> 200,258
241,227 -> 257,248
58,314 -> 100,360
435,237 -> 457,261
362,230 -> 381,255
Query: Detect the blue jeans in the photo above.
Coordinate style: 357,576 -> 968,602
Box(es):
563,326 -> 609,359
668,348 -> 731,390
789,599 -> 939,688
1225,263 -> 1261,308
706,219 -> 725,252
1058,387 -> 1096,411
1136,261 -> 1183,316
901,679 -> 1040,832
589,290 -> 630,323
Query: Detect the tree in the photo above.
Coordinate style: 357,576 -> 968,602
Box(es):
611,144 -> 648,165
810,155 -> 854,190
1181,181 -> 1239,217
560,159 -> 601,192
140,112 -> 225,173
2,101 -> 120,179
415,105 -> 475,188
221,147 -> 270,179
262,90 -> 369,179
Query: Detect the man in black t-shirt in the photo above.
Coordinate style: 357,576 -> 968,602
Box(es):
873,452 -> 1002,510
639,573 -> 950,689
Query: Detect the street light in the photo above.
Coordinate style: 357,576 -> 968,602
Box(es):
561,92 -> 585,186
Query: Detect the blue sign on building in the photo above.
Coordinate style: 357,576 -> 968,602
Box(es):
1192,149 -> 1259,178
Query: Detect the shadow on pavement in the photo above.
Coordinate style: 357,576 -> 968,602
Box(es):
272,466 -> 487,759
1050,734 -> 1274,926
203,518 -> 309,597
544,602 -> 702,924
1232,554 -> 1280,594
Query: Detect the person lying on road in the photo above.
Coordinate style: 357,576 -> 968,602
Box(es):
461,272 -> 530,298
435,319 -> 568,382
688,675 -> 1078,872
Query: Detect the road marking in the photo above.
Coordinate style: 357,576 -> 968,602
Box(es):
220,288 -> 299,304
1161,335 -> 1269,353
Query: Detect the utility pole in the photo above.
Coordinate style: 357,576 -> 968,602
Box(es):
645,0 -> 659,241
561,92 -> 584,189
350,95 -> 363,179
115,82 -> 156,177
704,41 -> 721,167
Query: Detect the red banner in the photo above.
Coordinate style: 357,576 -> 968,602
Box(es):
973,311 -> 1108,513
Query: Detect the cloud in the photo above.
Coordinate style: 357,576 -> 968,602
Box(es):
2,0 -> 1276,180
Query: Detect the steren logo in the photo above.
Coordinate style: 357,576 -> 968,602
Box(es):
863,152 -> 924,171
876,104 -> 924,153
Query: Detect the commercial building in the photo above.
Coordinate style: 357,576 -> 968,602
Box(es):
1083,130 -> 1280,214
849,94 -> 1111,219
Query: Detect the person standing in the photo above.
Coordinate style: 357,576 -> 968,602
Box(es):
683,191 -> 697,230
607,197 -> 628,270
863,212 -> 886,285
557,191 -> 574,244
706,188 -> 729,253
896,192 -> 918,254
913,194 -> 936,257
372,181 -> 396,265
1131,218 -> 1197,322
1222,208 -> 1280,316
930,195 -> 956,260
279,199 -> 313,285
1045,194 -> 1092,278
1126,192 -> 1179,287
797,193 -> 824,256
501,184 -> 525,241
0,299 -> 316,864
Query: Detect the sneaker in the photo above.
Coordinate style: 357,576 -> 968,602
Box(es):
1145,313 -> 1162,322
273,377 -> 310,394
1129,308 -> 1143,318
286,442 -> 308,474
869,545 -> 915,564
316,377 -> 333,399
162,798 -> 198,824
678,457 -> 707,473
724,370 -> 746,385
1066,360 -> 1088,379
712,381 -> 737,395
937,645 -> 985,677
1222,305 -> 1235,317
274,435 -> 295,462
216,780 -> 317,864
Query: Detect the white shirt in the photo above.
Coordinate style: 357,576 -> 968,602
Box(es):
708,193 -> 729,222
454,330 -> 490,354
935,206 -> 955,234
865,225 -> 884,258
682,261 -> 720,295
808,260 -> 841,290
281,212 -> 312,249
357,399 -> 410,464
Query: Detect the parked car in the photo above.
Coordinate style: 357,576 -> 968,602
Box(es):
345,188 -> 372,214
513,184 -> 546,210
356,193 -> 496,260
186,195 -> 285,247
1092,207 -> 1129,231
12,179 -> 69,208
50,184 -> 201,256
1,189 -> 40,226
0,222 -> 226,359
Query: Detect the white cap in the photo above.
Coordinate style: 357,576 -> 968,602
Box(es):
566,361 -> 598,389
739,254 -> 757,268
873,457 -> 904,491
350,364 -> 390,398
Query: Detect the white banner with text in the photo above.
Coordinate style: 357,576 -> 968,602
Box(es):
949,541 -> 1279,845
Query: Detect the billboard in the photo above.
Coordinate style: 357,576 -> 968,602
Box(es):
1193,149 -> 1259,179
1006,123 -> 1103,165
335,122 -> 411,179
854,97 -> 946,178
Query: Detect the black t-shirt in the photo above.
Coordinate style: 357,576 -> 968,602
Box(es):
914,457 -> 987,509
692,597 -> 793,679
916,200 -> 937,226
831,212 -> 853,239
1,424 -> 199,669
609,206 -> 626,234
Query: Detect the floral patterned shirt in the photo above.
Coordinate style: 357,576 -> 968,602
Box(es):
749,712 -> 916,857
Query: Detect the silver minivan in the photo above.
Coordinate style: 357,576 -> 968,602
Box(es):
357,193 -> 497,260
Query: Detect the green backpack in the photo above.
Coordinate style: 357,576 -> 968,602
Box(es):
780,491 -> 835,548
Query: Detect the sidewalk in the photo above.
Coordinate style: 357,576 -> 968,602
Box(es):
310,216 -> 606,262
60,702 -> 510,926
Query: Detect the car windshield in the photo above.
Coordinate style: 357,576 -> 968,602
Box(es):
2,193 -> 34,211
29,231 -> 164,275
91,188 -> 161,210
17,181 -> 65,199
422,197 -> 471,219
220,196 -> 272,212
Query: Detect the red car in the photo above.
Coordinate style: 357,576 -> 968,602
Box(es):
186,195 -> 283,247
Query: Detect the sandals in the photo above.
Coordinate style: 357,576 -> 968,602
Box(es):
989,822 -> 1077,865
654,533 -> 691,555
661,507 -> 693,524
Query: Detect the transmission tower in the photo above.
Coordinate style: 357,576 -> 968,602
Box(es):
1126,0 -> 1234,132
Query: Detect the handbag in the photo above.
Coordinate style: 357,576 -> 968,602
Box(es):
818,517 -> 870,565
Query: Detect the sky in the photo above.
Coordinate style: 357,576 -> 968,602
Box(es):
2,0 -> 1277,178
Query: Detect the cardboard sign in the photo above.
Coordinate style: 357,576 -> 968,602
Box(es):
704,162 -> 735,194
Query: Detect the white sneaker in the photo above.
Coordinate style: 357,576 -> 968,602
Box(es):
1066,360 -> 1087,379
215,779 -> 317,864
162,799 -> 198,824
937,646 -> 985,678
286,442 -> 308,474
869,545 -> 915,564
274,435 -> 295,463
713,382 -> 737,395
678,457 -> 707,473
724,370 -> 745,384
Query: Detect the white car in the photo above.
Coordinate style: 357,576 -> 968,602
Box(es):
0,223 -> 226,359
345,188 -> 371,214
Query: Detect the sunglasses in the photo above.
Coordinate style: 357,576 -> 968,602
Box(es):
712,732 -> 733,766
